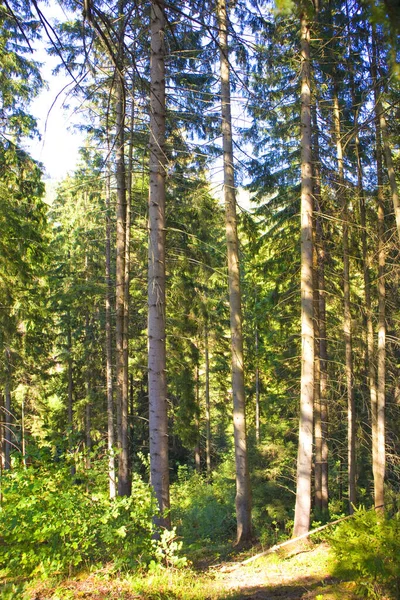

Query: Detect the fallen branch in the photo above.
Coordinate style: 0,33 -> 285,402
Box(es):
219,513 -> 355,572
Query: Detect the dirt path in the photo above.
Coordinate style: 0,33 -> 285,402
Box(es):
212,543 -> 353,599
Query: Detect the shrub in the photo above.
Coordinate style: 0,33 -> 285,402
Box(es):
0,465 -> 154,577
330,508 -> 400,599
171,467 -> 236,548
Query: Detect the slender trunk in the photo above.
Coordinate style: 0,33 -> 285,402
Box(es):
115,5 -> 130,495
67,316 -> 75,475
105,158 -> 116,499
372,33 -> 386,511
217,0 -> 252,543
312,97 -> 329,517
0,393 -> 4,471
148,0 -> 170,529
313,228 -> 322,515
122,95 -> 134,482
332,75 -> 355,513
354,87 -> 378,511
293,12 -> 314,538
255,325 -> 260,445
21,397 -> 26,469
205,324 -> 211,476
85,284 -> 92,471
318,223 -> 329,516
194,365 -> 201,473
4,353 -> 11,470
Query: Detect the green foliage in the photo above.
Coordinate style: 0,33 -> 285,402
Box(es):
171,466 -> 236,549
0,465 -> 154,577
330,508 -> 400,599
150,528 -> 188,570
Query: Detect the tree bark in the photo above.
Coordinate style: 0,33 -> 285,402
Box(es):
311,97 -> 329,518
332,74 -> 356,513
217,0 -> 252,544
115,2 -> 130,496
255,323 -> 260,445
372,33 -> 386,511
293,12 -> 314,538
105,158 -> 116,499
148,0 -> 170,529
0,392 -> 4,471
205,324 -> 211,477
4,351 -> 12,471
122,92 -> 134,487
194,365 -> 201,473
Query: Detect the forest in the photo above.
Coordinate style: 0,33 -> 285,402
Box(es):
1,0 -> 400,598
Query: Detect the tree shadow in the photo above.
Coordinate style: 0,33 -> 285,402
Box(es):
218,574 -> 355,599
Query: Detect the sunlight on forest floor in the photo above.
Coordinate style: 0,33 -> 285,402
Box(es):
1,542 -> 361,600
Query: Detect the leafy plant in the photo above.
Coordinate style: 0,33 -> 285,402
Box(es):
171,467 -> 236,550
330,508 -> 400,599
0,464 -> 154,577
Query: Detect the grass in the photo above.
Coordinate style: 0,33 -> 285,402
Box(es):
0,541 -> 361,599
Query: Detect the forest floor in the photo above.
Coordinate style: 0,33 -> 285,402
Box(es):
1,542 -> 359,599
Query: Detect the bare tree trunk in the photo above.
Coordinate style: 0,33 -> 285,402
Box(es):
318,225 -> 329,517
4,352 -> 12,471
21,397 -> 26,469
332,76 -> 356,513
376,156 -> 386,514
293,12 -> 314,538
311,96 -> 329,518
313,229 -> 322,515
312,97 -> 329,517
217,0 -> 252,544
67,315 -> 75,475
0,392 -> 4,471
255,324 -> 260,445
105,158 -> 116,499
354,96 -> 378,511
122,94 -> 134,483
205,324 -> 211,477
372,34 -> 386,511
148,0 -> 170,529
194,365 -> 201,473
114,4 -> 130,496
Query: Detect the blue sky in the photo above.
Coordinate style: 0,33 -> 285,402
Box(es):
24,2 -> 84,181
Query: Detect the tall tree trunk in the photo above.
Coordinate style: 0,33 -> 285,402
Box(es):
205,324 -> 211,477
318,222 -> 329,517
4,351 -> 12,471
255,324 -> 260,445
313,228 -> 322,515
217,0 -> 252,544
353,80 -> 378,513
332,76 -> 355,513
67,314 -> 75,475
115,3 -> 130,496
85,293 -> 92,471
21,396 -> 26,469
105,158 -> 116,499
372,33 -> 386,511
345,3 -> 378,515
0,392 -> 4,471
293,12 -> 314,538
148,0 -> 170,529
194,365 -> 201,473
311,97 -> 329,518
122,94 -> 134,484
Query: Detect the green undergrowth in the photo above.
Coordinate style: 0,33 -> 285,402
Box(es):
330,507 -> 400,599
0,464 -> 155,578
